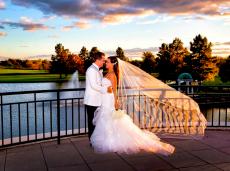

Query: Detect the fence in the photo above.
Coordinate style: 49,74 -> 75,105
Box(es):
0,86 -> 229,148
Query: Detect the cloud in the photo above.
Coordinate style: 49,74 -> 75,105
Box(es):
213,50 -> 230,57
11,0 -> 230,24
62,21 -> 91,31
39,15 -> 56,22
213,41 -> 230,57
214,41 -> 230,46
0,0 -> 5,9
2,17 -> 50,31
138,15 -> 174,25
74,21 -> 90,29
48,34 -> 59,39
0,31 -> 7,37
182,15 -> 206,21
62,25 -> 74,32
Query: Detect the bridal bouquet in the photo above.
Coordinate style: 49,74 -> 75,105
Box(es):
112,109 -> 125,119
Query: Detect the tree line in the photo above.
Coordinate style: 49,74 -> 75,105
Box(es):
0,58 -> 50,70
49,44 -> 129,78
131,34 -> 229,82
0,34 -> 229,82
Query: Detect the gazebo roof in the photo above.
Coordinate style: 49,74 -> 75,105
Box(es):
178,73 -> 193,80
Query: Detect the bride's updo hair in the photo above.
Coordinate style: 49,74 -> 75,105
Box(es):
108,56 -> 119,84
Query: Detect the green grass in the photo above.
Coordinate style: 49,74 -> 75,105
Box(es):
202,76 -> 230,86
0,68 -> 78,83
78,75 -> 86,81
0,68 -> 48,74
0,74 -> 73,83
0,68 -> 86,83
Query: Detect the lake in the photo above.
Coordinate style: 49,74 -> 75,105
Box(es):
0,76 -> 87,141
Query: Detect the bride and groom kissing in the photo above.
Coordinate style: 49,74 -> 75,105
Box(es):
83,51 -> 175,155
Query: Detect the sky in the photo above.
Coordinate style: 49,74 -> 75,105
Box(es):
0,0 -> 229,59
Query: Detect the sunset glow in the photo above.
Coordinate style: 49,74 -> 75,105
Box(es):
0,0 -> 229,58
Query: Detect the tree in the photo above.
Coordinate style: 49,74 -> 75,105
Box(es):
50,43 -> 71,78
130,60 -> 143,68
141,51 -> 156,74
116,47 -> 129,61
66,54 -> 84,74
84,47 -> 99,69
25,60 -> 33,68
79,46 -> 89,61
219,56 -> 230,82
185,34 -> 218,80
78,46 -> 89,72
156,38 -> 189,81
169,38 -> 189,74
41,60 -> 50,70
89,47 -> 99,60
156,43 -> 172,81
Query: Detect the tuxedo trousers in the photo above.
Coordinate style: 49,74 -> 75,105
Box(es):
85,105 -> 98,139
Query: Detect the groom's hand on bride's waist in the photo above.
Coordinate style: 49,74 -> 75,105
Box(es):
107,86 -> 113,93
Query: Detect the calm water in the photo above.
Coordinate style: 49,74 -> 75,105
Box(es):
0,72 -> 87,140
201,107 -> 230,126
0,72 -> 85,93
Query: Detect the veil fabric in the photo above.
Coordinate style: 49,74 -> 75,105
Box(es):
117,59 -> 207,138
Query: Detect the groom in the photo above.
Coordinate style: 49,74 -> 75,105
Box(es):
84,52 -> 112,141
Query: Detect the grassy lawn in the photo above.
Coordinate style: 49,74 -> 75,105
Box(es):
0,68 -> 86,83
0,74 -> 72,83
0,68 -> 48,74
202,76 -> 230,86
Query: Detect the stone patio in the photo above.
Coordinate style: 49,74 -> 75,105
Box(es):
0,130 -> 230,171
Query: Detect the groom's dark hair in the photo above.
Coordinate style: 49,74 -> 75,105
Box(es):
93,52 -> 105,62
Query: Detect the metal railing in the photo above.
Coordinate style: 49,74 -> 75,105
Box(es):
0,86 -> 229,148
172,85 -> 230,127
0,88 -> 86,148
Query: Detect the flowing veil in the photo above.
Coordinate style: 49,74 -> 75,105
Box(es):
117,58 -> 207,138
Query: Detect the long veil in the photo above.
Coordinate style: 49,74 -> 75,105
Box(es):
117,58 -> 207,138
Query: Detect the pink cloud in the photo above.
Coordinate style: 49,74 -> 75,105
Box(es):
0,0 -> 5,9
11,0 -> 230,24
2,17 -> 50,31
0,31 -> 7,37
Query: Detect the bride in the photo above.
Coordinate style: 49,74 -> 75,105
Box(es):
90,56 -> 175,155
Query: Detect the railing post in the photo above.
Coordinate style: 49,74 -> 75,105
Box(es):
138,89 -> 141,127
0,95 -> 3,146
57,90 -> 61,144
34,93 -> 37,140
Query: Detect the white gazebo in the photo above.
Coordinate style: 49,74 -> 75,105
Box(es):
177,73 -> 193,94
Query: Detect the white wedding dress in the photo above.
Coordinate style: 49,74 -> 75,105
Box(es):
90,78 -> 175,155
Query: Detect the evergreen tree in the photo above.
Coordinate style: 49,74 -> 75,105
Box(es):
79,46 -> 89,61
50,43 -> 68,78
116,47 -> 129,61
141,51 -> 156,74
169,38 -> 189,74
156,43 -> 172,81
186,34 -> 218,80
85,47 -> 99,69
156,38 -> 189,80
